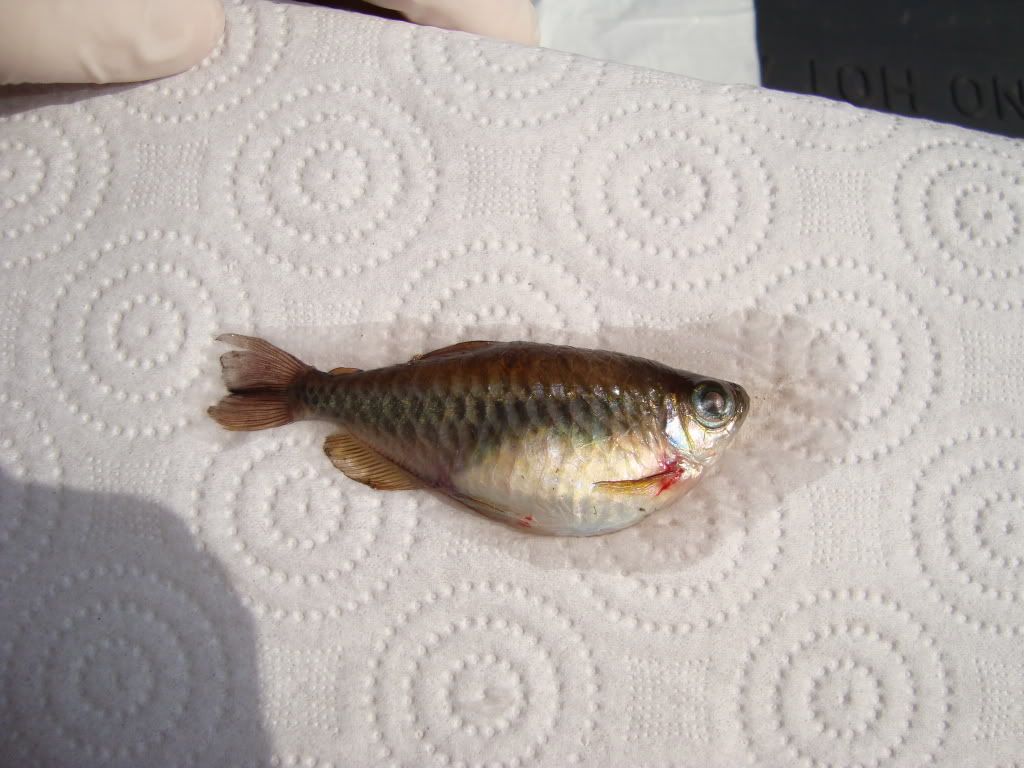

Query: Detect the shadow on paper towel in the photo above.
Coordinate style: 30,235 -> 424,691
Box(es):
242,310 -> 857,576
0,470 -> 270,767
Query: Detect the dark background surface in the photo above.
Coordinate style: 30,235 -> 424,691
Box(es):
756,0 -> 1024,137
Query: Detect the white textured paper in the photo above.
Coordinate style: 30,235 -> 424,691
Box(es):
1,2 -> 1023,766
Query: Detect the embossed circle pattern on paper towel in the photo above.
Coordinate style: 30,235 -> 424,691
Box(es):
564,101 -> 771,292
112,0 -> 287,123
896,140 -> 1024,308
0,399 -> 62,581
751,260 -> 937,464
42,231 -> 251,438
910,428 -> 1024,634
193,432 -> 417,621
402,25 -> 602,127
578,453 -> 783,633
369,582 -> 598,767
229,84 -> 437,278
738,591 -> 949,768
726,87 -> 897,151
0,109 -> 109,268
261,757 -> 334,768
0,564 -> 229,765
396,241 -> 599,341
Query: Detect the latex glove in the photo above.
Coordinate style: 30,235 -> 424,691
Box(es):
373,0 -> 539,46
0,0 -> 224,85
0,0 -> 537,86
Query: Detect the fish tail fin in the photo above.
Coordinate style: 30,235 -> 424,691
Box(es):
208,334 -> 313,431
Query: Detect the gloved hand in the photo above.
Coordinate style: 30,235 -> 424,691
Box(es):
0,0 -> 225,85
0,0 -> 539,86
374,0 -> 539,46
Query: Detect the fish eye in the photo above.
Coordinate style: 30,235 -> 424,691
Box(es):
692,381 -> 734,428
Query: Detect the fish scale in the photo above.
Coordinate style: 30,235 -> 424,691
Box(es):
329,351 -> 644,476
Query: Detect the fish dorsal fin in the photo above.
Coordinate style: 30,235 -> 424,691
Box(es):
328,366 -> 360,375
323,432 -> 423,491
411,340 -> 499,363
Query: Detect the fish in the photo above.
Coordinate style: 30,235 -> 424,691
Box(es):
208,335 -> 750,536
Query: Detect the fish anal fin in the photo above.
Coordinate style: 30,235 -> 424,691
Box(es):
328,366 -> 360,375
593,467 -> 683,496
324,432 -> 422,491
411,340 -> 498,363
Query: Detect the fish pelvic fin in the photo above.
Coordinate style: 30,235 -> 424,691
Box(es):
324,432 -> 424,491
208,334 -> 313,431
448,492 -> 512,522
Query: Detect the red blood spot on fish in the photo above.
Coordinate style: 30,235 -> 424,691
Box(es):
655,461 -> 685,496
517,515 -> 534,528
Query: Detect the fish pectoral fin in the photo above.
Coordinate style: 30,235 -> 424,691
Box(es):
593,467 -> 681,496
323,432 -> 423,491
328,366 -> 360,375
410,340 -> 499,363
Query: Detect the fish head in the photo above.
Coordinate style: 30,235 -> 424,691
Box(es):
664,374 -> 750,471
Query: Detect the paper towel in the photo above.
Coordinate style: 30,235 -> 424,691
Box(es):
1,1 -> 1023,766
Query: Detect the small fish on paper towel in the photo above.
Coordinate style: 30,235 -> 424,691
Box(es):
208,335 -> 749,536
